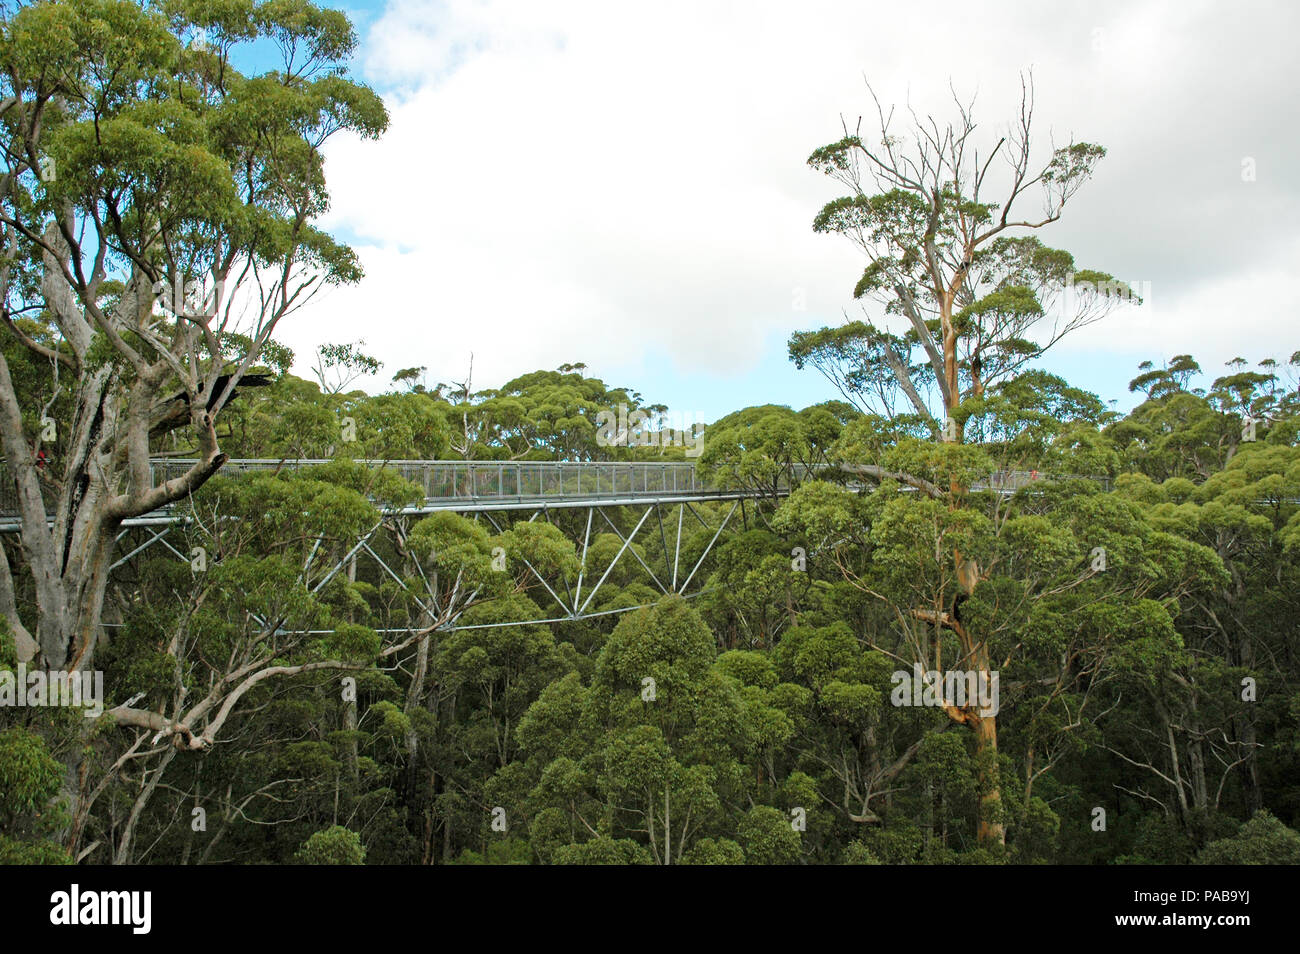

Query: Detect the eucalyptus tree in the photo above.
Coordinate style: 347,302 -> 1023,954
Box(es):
313,340 -> 382,395
514,596 -> 768,864
1113,353 -> 1300,481
1107,424 -> 1300,836
786,79 -> 1140,844
467,367 -> 642,461
797,76 -> 1132,437
0,0 -> 386,677
697,403 -> 847,507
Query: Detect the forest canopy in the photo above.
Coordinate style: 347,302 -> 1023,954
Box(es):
0,0 -> 1297,867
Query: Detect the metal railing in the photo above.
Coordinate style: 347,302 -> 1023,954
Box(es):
147,458 -> 708,502
973,470 -> 1113,494
0,458 -> 1115,521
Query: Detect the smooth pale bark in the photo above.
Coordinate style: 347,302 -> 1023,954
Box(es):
911,603 -> 1006,846
113,746 -> 177,865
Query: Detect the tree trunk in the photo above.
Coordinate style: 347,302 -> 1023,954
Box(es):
343,693 -> 359,786
973,709 -> 1005,845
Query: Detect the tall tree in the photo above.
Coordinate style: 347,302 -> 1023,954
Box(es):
797,78 -> 1133,843
0,0 -> 386,679
798,75 -> 1131,433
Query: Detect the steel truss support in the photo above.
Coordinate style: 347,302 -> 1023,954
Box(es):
102,495 -> 751,636
109,525 -> 179,571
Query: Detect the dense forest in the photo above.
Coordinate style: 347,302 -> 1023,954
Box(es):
5,352 -> 1300,865
2,0 -> 1299,866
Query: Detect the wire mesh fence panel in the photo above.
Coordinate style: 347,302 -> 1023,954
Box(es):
0,476 -> 17,515
0,459 -> 1123,523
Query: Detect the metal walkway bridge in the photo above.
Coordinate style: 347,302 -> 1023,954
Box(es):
0,459 -> 762,531
0,459 -> 785,634
0,458 -> 1108,633
1,457 -> 1102,529
160,458 -> 758,513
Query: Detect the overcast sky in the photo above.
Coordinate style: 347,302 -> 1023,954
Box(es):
282,0 -> 1300,418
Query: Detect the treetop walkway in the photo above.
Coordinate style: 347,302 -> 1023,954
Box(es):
0,457 -> 1113,631
0,457 -> 1110,532
154,458 -> 742,511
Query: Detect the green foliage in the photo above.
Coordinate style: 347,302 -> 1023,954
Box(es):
739,805 -> 801,864
295,825 -> 367,865
1196,810 -> 1300,865
0,727 -> 64,819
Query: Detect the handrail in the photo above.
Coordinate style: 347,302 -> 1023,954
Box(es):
0,458 -> 1116,520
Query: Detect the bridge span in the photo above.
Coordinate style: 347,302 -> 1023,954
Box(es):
0,458 -> 1107,633
1,458 -> 766,531
0,457 -> 1105,532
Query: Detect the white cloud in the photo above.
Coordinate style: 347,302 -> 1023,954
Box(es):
279,0 -> 1300,401
1059,232 -> 1300,367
